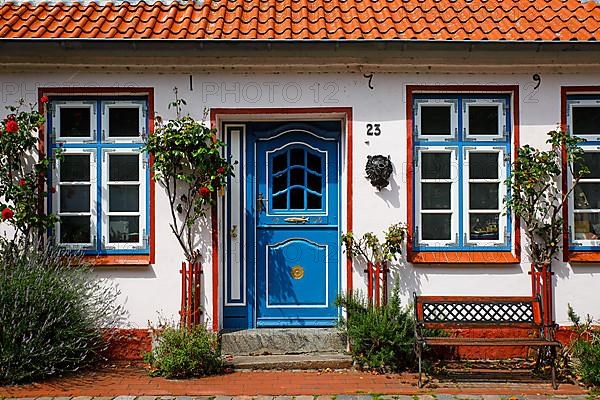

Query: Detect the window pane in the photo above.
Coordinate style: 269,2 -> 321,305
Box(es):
575,183 -> 600,210
290,149 -> 305,166
109,154 -> 139,181
272,173 -> 287,194
290,167 -> 305,186
307,152 -> 321,173
421,214 -> 451,240
60,185 -> 90,212
469,183 -> 499,209
576,152 -> 600,179
290,188 -> 304,209
109,185 -> 139,212
573,107 -> 600,136
108,107 -> 140,137
468,105 -> 499,136
60,107 -> 91,138
307,193 -> 322,210
272,153 -> 287,174
421,153 -> 451,179
60,216 -> 91,244
272,193 -> 286,209
574,213 -> 600,240
109,216 -> 140,243
60,155 -> 90,182
307,172 -> 322,193
422,183 -> 451,209
470,213 -> 500,241
420,106 -> 451,136
469,153 -> 499,179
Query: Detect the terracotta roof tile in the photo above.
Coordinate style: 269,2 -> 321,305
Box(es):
1,0 -> 600,41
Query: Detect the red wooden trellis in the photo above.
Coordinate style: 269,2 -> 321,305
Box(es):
364,261 -> 389,307
180,261 -> 203,329
530,263 -> 555,339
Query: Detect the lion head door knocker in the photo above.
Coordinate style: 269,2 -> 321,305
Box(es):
365,155 -> 393,190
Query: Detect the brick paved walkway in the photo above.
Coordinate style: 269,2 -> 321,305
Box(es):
0,364 -> 591,398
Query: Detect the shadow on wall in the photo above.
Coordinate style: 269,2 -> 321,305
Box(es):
373,162 -> 401,209
389,261 -> 526,299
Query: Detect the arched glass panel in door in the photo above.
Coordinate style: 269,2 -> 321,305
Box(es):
268,145 -> 326,213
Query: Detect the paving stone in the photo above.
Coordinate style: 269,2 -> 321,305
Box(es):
274,397 -> 294,400
72,397 -> 94,400
137,397 -> 159,400
174,397 -> 194,400
252,397 -> 274,400
213,397 -> 233,400
292,397 -> 314,400
455,396 -> 484,400
378,396 -> 415,400
93,397 -> 115,400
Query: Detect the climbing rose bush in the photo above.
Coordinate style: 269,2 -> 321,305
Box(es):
0,97 -> 57,243
143,88 -> 235,263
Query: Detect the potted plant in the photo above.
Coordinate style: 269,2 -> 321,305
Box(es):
341,222 -> 407,306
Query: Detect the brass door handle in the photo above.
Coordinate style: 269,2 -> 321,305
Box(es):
284,216 -> 309,224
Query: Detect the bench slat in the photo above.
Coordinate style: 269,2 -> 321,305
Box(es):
422,337 -> 562,347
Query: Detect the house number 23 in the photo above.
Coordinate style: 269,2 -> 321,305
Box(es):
366,123 -> 381,136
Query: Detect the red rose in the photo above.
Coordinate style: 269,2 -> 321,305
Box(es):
5,120 -> 18,133
18,179 -> 26,186
6,115 -> 15,121
217,167 -> 225,174
50,186 -> 56,193
40,96 -> 49,103
199,187 -> 211,198
1,208 -> 14,220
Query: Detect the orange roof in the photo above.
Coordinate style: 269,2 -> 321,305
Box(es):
1,0 -> 600,41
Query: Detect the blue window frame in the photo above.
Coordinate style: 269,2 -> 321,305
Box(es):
567,95 -> 600,251
47,97 -> 150,255
412,94 -> 512,251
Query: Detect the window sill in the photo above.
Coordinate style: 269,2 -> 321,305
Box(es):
81,254 -> 151,266
408,251 -> 520,264
566,251 -> 600,263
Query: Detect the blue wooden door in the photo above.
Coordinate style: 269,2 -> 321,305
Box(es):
251,122 -> 340,327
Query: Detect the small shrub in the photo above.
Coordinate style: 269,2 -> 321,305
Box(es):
335,287 -> 417,372
144,324 -> 223,379
0,240 -> 125,384
566,305 -> 600,387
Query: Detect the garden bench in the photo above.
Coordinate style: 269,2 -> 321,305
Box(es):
413,293 -> 561,389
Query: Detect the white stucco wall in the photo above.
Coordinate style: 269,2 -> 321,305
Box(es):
1,69 -> 599,328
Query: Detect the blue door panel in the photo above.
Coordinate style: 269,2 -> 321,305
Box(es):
254,122 -> 340,327
223,121 -> 341,329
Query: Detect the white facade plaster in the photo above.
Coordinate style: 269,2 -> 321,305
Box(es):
1,70 -> 599,328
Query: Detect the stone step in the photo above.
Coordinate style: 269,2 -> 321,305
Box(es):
229,353 -> 353,370
221,328 -> 347,356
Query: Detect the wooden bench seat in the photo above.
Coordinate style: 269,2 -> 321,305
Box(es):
413,293 -> 561,389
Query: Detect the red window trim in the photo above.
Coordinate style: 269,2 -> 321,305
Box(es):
38,87 -> 155,267
561,86 -> 600,263
406,85 -> 521,265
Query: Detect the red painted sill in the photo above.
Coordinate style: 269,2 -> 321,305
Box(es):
409,251 -> 520,264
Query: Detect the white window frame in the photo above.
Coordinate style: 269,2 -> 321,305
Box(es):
568,99 -> 600,142
463,147 -> 508,246
53,148 -> 97,249
463,98 -> 507,141
100,148 -> 147,250
414,98 -> 458,142
568,146 -> 600,247
101,100 -> 146,143
414,146 -> 459,247
52,101 -> 97,143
